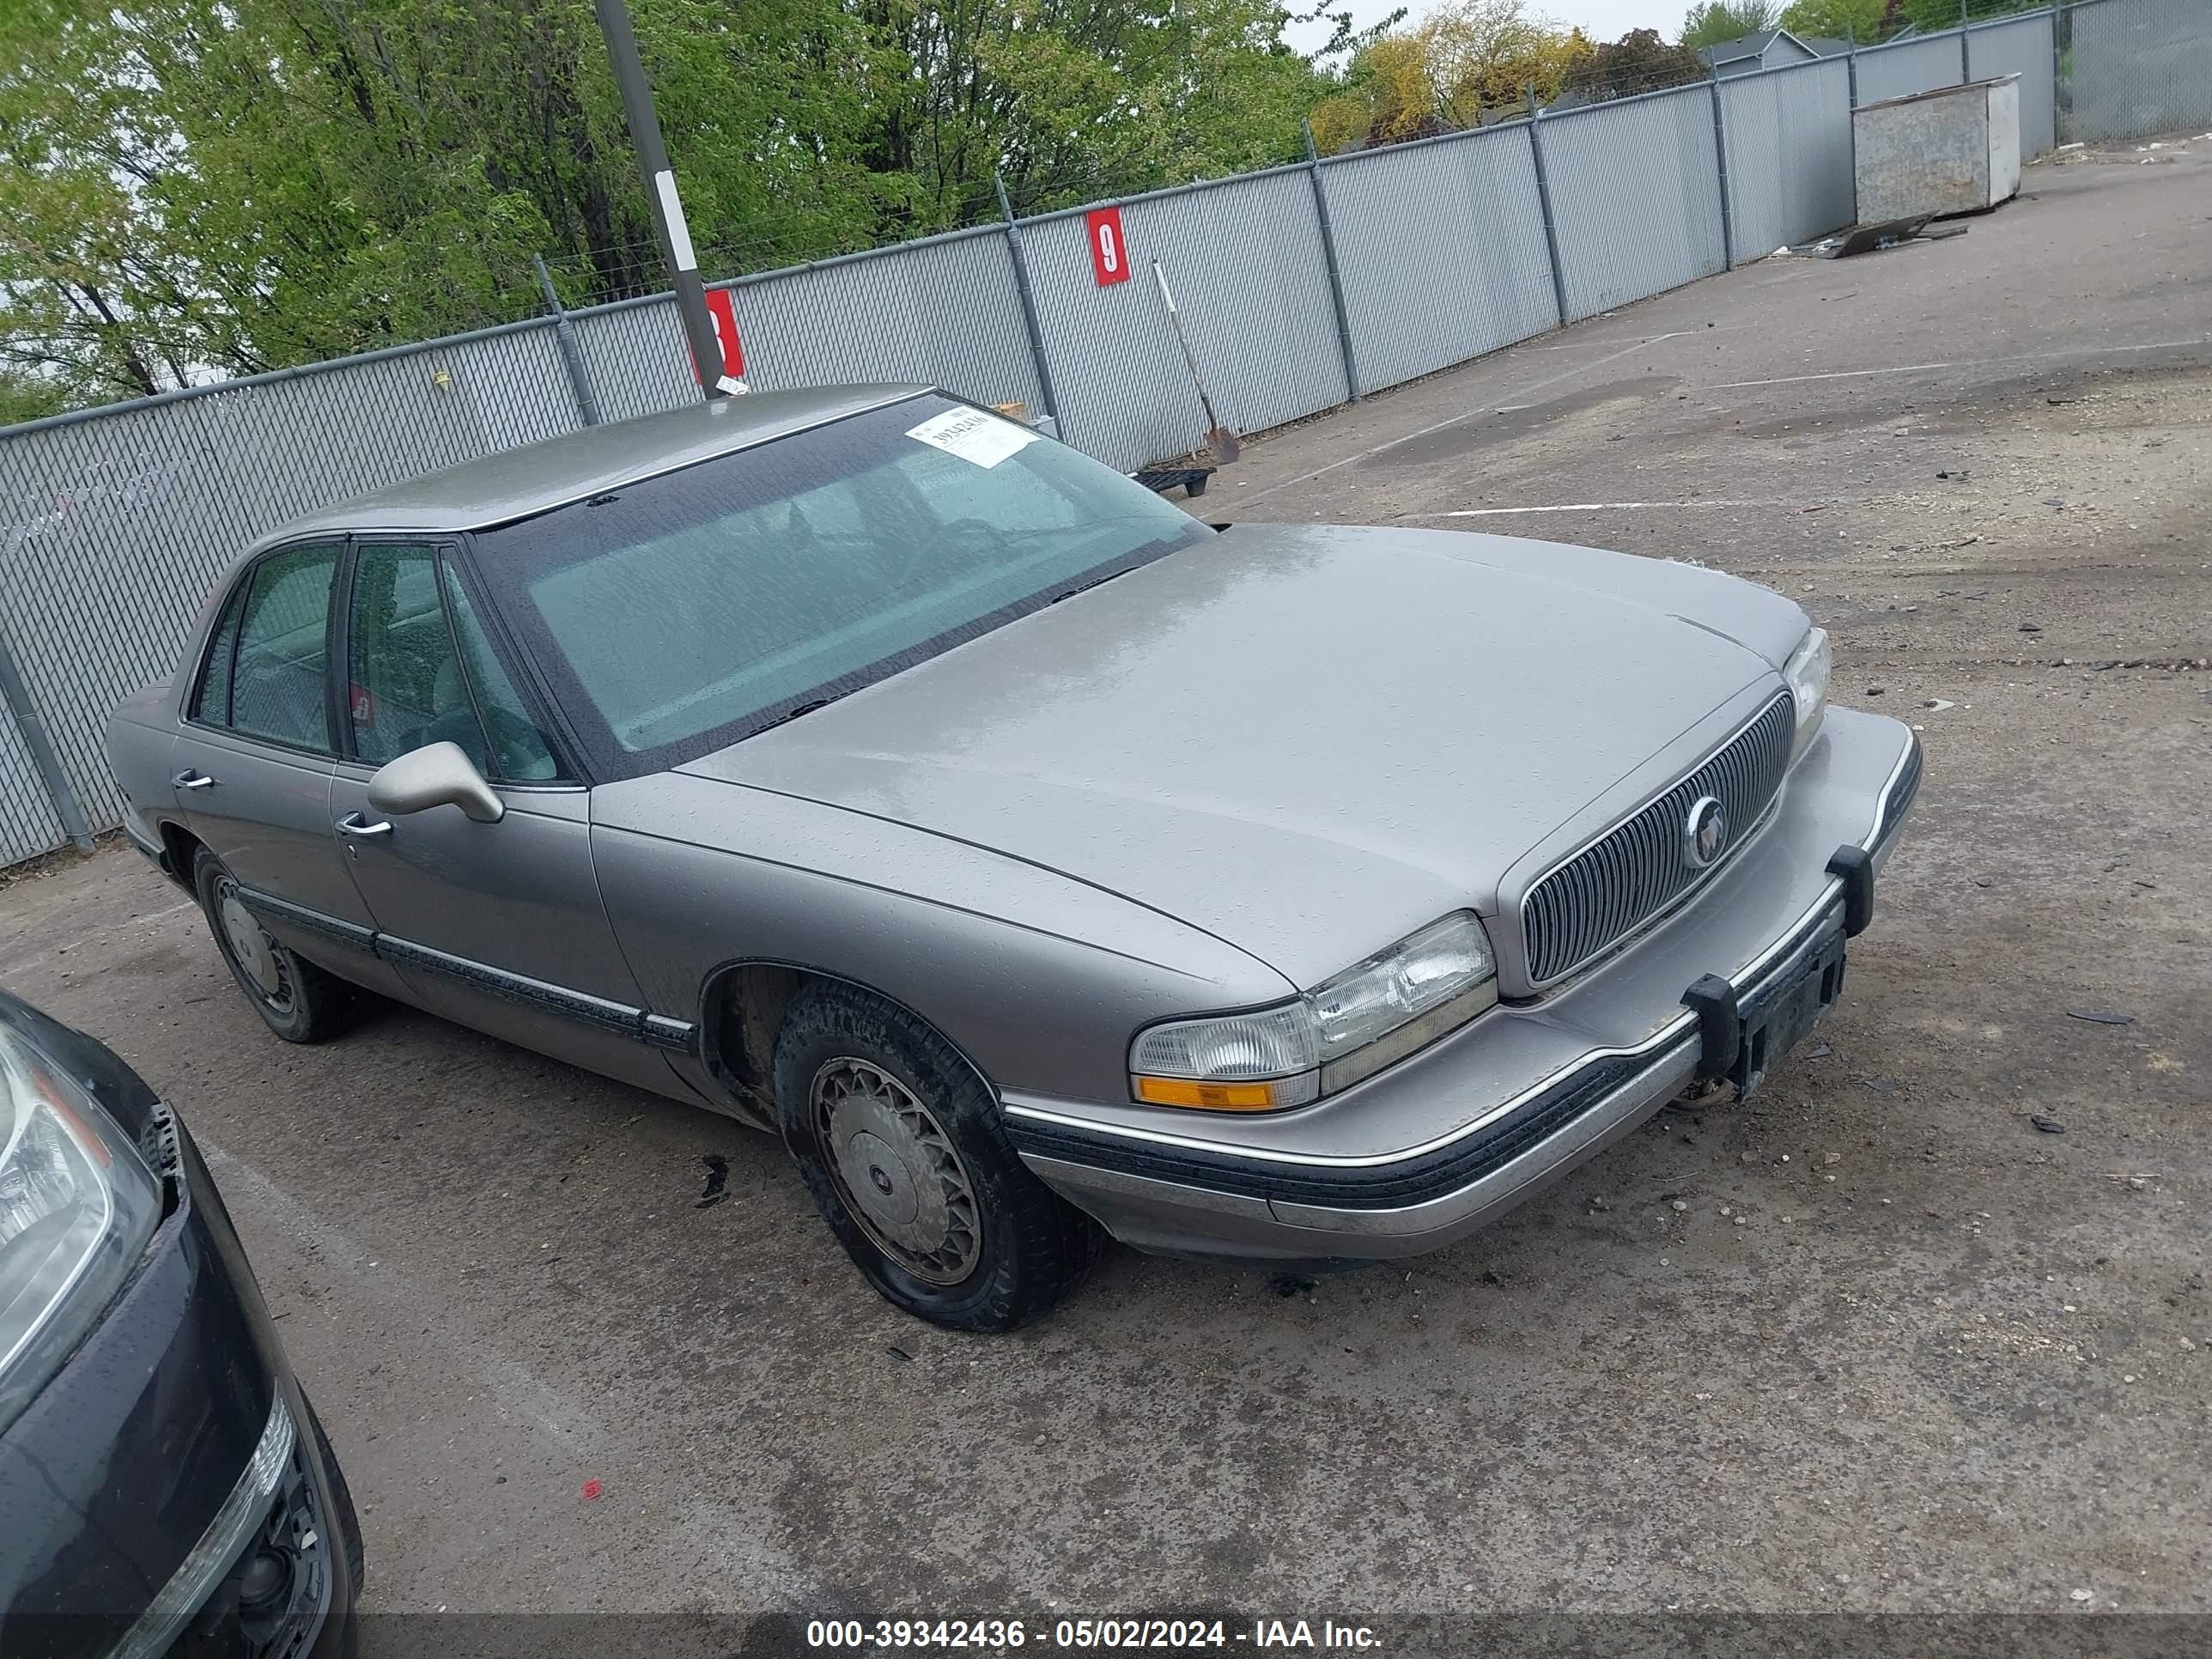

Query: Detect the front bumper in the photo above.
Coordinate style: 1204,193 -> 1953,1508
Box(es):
1005,708 -> 1922,1264
0,1085 -> 357,1659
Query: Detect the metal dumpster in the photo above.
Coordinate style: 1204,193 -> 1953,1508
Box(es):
1853,76 -> 2022,222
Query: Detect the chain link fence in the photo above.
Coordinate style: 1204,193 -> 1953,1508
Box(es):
2,0 -> 2205,868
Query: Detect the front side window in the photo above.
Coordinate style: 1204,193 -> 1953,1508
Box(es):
226,543 -> 341,750
347,542 -> 475,769
468,394 -> 1211,777
346,542 -> 567,782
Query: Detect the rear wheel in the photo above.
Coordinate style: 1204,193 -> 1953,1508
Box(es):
192,848 -> 363,1044
773,983 -> 1102,1331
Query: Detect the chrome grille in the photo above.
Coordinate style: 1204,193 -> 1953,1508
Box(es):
1522,692 -> 1796,983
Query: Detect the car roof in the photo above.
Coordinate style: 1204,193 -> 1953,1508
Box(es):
249,383 -> 933,549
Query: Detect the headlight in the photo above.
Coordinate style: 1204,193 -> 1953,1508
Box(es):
0,1024 -> 162,1431
1784,625 -> 1831,757
1129,913 -> 1498,1110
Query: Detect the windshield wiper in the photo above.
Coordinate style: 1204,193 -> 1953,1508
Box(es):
1048,566 -> 1138,605
744,695 -> 842,738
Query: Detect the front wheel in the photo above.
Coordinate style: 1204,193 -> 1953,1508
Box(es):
773,983 -> 1102,1331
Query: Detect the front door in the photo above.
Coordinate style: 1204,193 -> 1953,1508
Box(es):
328,539 -> 696,1099
173,539 -> 408,994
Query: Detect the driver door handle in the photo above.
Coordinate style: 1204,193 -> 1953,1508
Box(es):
173,770 -> 216,790
336,811 -> 392,838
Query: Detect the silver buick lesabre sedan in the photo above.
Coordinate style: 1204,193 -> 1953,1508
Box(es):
106,386 -> 1920,1330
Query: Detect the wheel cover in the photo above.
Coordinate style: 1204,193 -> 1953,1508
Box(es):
215,880 -> 294,1013
811,1056 -> 981,1285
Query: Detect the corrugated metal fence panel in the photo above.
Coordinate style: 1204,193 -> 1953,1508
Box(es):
1027,169 -> 1349,471
2069,0 -> 2212,143
0,699 -> 68,867
1969,12 -> 2057,157
1856,33 -> 1967,105
1721,58 -> 1856,255
568,297 -> 698,425
1317,125 -> 1559,391
726,230 -> 1040,412
1543,88 -> 1726,322
0,323 -> 583,843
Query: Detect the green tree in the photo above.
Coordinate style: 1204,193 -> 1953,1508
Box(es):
1779,0 -> 1886,41
0,0 -> 1340,414
1559,27 -> 1707,101
1680,0 -> 1780,49
1307,0 -> 1592,151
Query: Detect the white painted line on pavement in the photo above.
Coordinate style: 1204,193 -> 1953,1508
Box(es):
1440,500 -> 1767,516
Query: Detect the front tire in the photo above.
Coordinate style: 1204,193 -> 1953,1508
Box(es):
192,848 -> 363,1044
773,983 -> 1102,1331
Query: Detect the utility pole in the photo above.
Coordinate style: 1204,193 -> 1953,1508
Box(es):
592,0 -> 731,400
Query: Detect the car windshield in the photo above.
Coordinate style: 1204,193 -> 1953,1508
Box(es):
467,394 -> 1212,776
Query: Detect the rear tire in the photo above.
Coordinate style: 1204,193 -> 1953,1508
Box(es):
192,848 -> 363,1044
773,982 -> 1102,1332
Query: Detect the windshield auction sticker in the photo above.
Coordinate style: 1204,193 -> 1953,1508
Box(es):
905,406 -> 1038,469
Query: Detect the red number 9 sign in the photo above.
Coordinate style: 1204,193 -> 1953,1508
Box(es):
1086,206 -> 1131,287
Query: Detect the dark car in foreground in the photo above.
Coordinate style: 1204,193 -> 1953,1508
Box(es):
105,386 -> 1920,1332
0,990 -> 360,1658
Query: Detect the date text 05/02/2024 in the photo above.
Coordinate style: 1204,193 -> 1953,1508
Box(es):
805,1619 -> 1383,1650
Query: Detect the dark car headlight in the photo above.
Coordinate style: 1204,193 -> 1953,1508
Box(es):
0,1024 -> 163,1431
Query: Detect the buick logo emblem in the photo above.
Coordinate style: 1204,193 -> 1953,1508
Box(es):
1683,795 -> 1729,869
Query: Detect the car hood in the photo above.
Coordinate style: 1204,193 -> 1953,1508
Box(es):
676,524 -> 1803,988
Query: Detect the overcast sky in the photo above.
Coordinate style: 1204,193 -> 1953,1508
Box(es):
1286,0 -> 1690,54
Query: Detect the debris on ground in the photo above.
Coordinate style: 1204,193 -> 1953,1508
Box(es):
2066,1009 -> 2135,1025
695,1152 -> 730,1208
1806,1042 -> 1832,1059
1925,698 -> 1956,711
2032,1115 -> 2067,1134
1975,876 -> 1995,888
1860,1074 -> 1901,1095
886,1344 -> 914,1362
580,1479 -> 603,1501
1784,216 -> 1966,259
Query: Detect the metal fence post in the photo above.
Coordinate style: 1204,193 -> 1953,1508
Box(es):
534,255 -> 603,428
994,173 -> 1062,428
1302,124 -> 1362,402
2052,0 -> 2067,143
1525,85 -> 1571,327
1845,24 -> 1861,222
0,632 -> 94,853
1960,0 -> 1973,81
1707,71 -> 1735,270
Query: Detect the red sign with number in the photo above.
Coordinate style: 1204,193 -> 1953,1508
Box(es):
1086,207 -> 1131,287
690,287 -> 744,382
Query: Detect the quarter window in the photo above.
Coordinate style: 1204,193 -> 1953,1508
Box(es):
228,544 -> 341,750
190,578 -> 250,726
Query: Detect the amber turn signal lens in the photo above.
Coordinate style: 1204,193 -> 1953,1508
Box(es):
1133,1076 -> 1283,1110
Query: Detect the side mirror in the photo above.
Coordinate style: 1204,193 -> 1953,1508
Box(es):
367,741 -> 504,824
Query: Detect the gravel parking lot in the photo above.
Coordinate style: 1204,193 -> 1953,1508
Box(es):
4,146 -> 2208,1638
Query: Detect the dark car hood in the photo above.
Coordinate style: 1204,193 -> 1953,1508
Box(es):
676,524 -> 1802,987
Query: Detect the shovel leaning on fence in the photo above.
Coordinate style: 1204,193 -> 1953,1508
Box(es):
1151,261 -> 1239,464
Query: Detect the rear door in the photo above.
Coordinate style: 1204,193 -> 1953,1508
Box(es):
326,538 -> 697,1097
173,539 -> 408,993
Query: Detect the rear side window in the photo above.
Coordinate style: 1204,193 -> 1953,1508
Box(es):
228,544 -> 341,750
